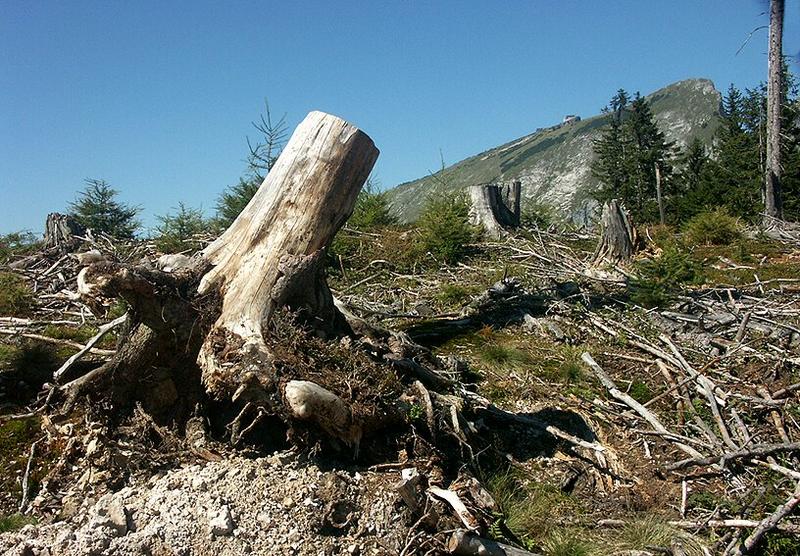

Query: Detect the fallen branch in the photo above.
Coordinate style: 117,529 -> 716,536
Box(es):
53,313 -> 127,383
0,329 -> 115,356
447,529 -> 542,556
727,479 -> 800,555
581,352 -> 704,459
19,439 -> 39,513
665,442 -> 800,472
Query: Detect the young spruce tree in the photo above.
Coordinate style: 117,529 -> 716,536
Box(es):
68,179 -> 140,239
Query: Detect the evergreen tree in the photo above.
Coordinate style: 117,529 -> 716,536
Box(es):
778,71 -> 800,221
624,93 -> 676,221
214,102 -> 288,230
591,89 -> 631,203
154,202 -> 207,253
672,137 -> 710,222
213,177 -> 260,230
347,178 -> 397,230
591,90 -> 675,222
693,85 -> 762,221
68,179 -> 140,239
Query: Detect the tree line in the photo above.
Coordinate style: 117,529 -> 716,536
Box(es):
591,70 -> 800,226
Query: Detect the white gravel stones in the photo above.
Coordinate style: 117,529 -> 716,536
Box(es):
208,505 -> 234,536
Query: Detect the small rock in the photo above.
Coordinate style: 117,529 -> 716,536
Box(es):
347,544 -> 360,555
208,505 -> 235,536
93,494 -> 129,536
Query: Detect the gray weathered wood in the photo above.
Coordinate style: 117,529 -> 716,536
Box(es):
592,200 -> 639,265
197,111 -> 379,401
469,182 -> 521,238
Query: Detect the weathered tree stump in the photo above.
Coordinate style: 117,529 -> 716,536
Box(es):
43,213 -> 84,251
69,111 -> 389,448
469,181 -> 521,239
196,111 -> 378,403
592,200 -> 639,265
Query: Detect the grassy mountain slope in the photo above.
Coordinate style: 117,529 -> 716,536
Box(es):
387,78 -> 722,223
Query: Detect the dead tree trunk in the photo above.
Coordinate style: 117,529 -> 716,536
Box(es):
765,0 -> 784,220
196,111 -> 378,401
43,213 -> 84,251
469,181 -> 521,239
592,200 -> 639,265
70,111 -> 379,441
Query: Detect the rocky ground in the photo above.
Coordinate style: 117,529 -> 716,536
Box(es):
1,452 -> 410,556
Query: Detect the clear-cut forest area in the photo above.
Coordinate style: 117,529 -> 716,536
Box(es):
2,2 -> 800,555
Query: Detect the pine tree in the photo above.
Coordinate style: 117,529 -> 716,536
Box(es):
672,137 -> 710,222
214,102 -> 288,230
68,179 -> 140,239
213,177 -> 260,230
694,85 -> 762,221
624,93 -> 676,221
591,90 -> 675,223
154,202 -> 207,253
591,89 -> 631,203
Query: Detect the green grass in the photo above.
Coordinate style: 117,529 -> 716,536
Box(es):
486,469 -> 583,550
542,529 -> 594,556
41,324 -> 98,343
436,283 -> 480,307
0,513 -> 36,533
0,272 -> 33,316
610,516 -> 705,556
0,417 -> 42,504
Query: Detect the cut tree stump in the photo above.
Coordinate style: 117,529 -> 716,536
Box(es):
591,200 -> 639,265
43,213 -> 84,251
469,181 -> 521,239
71,111 -> 384,447
196,110 -> 379,402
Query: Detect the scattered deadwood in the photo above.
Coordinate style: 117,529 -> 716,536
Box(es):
727,479 -> 800,556
469,181 -> 521,239
52,313 -> 127,383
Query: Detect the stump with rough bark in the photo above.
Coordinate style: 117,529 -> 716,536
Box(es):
43,213 -> 84,251
469,181 -> 521,239
592,200 -> 639,265
67,111 -> 386,446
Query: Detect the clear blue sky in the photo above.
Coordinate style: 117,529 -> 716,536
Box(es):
2,0 -> 798,234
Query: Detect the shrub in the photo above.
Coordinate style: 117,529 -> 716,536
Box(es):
154,202 -> 208,253
629,244 -> 702,307
0,231 -> 39,264
415,191 -> 477,264
521,201 -> 558,229
348,180 -> 397,230
0,272 -> 33,316
684,208 -> 742,246
69,179 -> 140,239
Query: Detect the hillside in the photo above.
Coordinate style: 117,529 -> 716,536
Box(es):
387,78 -> 722,223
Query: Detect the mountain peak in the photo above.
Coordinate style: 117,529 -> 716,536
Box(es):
388,78 -> 722,223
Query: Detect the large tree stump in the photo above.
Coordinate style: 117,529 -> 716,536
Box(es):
592,200 -> 639,265
43,213 -> 84,251
197,111 -> 378,403
71,111 -> 382,447
468,181 -> 521,239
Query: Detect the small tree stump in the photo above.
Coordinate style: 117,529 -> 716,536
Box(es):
468,180 -> 521,239
592,200 -> 639,265
43,213 -> 84,251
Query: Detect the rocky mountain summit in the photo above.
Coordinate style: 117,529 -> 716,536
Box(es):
387,78 -> 721,223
